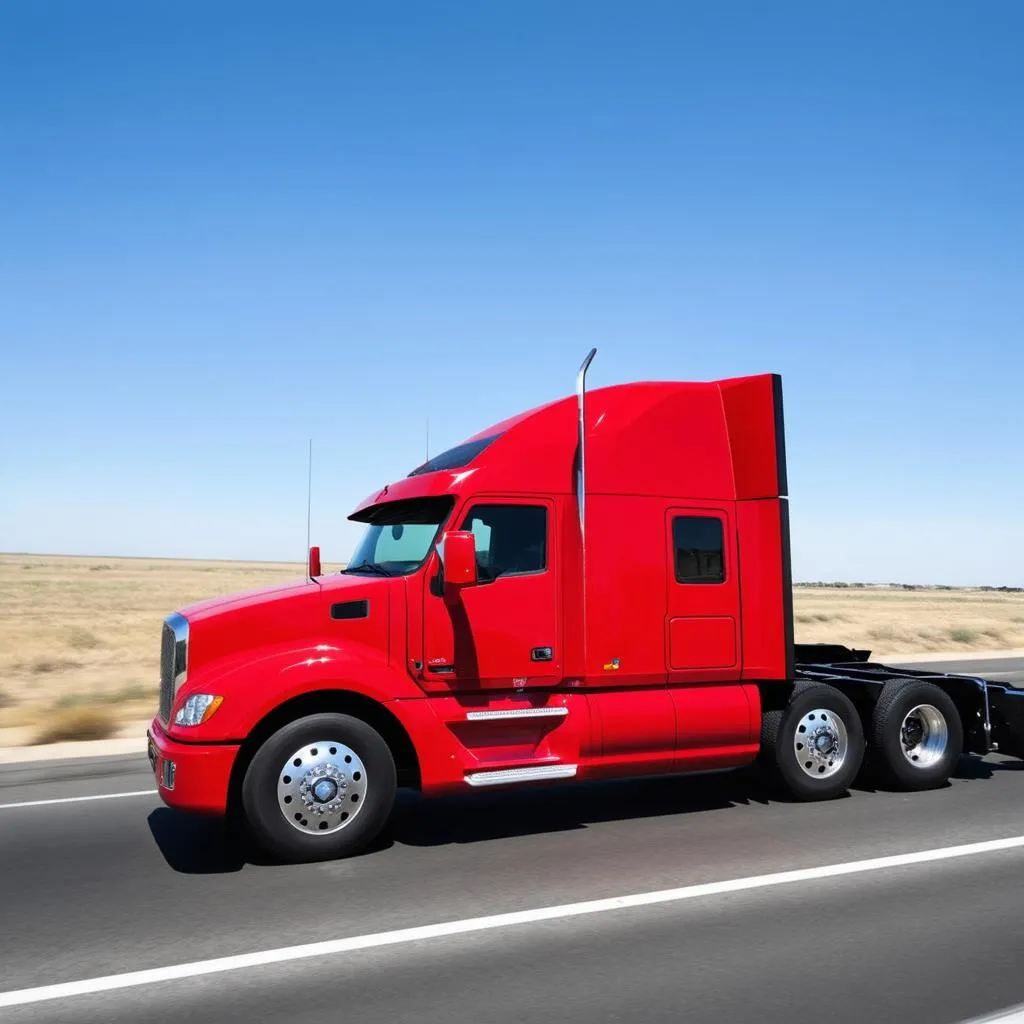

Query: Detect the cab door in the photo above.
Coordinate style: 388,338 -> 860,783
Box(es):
664,505 -> 741,682
420,498 -> 561,692
665,504 -> 754,762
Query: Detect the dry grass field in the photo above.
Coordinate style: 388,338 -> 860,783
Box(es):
1,553 -> 1022,747
791,585 -> 1024,653
0,553 -> 339,746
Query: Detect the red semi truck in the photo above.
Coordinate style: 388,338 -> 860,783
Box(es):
146,351 -> 1024,863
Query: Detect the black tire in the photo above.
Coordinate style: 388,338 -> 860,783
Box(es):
241,712 -> 397,863
760,681 -> 865,801
869,679 -> 962,791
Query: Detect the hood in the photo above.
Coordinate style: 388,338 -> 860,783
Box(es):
180,577 -> 320,623
178,572 -> 386,674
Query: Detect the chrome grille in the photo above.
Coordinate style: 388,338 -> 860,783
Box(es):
159,623 -> 175,722
158,613 -> 189,723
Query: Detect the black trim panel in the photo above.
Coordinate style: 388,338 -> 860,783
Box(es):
331,599 -> 369,620
779,498 -> 795,680
772,373 -> 788,497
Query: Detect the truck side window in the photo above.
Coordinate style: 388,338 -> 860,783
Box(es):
673,515 -> 725,584
460,504 -> 547,580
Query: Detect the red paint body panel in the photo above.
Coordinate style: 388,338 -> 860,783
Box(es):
735,499 -> 791,681
668,618 -> 737,670
580,494 -> 667,687
587,690 -> 676,773
151,371 -> 794,819
719,375 -> 787,499
672,683 -> 758,760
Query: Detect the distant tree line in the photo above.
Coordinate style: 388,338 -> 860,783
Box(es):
794,581 -> 1024,593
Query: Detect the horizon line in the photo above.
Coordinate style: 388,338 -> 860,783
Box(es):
1,551 -> 1019,591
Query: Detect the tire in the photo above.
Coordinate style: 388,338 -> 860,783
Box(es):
241,712 -> 397,863
760,681 -> 865,801
869,679 -> 962,791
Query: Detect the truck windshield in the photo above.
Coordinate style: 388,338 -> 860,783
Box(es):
345,496 -> 453,577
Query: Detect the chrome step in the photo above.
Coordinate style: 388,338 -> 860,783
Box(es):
464,764 -> 578,787
464,706 -> 569,721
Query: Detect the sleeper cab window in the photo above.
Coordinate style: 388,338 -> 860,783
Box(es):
673,515 -> 725,584
459,504 -> 547,580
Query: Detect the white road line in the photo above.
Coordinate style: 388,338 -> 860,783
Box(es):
0,789 -> 157,811
3,833 -> 1024,1009
964,1003 -> 1024,1023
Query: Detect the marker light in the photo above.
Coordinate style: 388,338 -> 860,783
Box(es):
174,694 -> 224,727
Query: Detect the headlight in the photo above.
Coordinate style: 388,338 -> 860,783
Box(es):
174,694 -> 224,727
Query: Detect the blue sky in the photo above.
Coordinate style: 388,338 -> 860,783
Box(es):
1,1 -> 1021,585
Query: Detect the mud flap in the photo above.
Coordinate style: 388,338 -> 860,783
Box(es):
988,686 -> 1024,760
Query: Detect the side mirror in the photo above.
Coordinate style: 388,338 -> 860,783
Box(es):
308,545 -> 322,579
439,530 -> 477,589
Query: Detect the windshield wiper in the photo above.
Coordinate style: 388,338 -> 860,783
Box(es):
344,561 -> 392,577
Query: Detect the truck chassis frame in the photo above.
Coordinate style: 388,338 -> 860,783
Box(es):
792,644 -> 1024,761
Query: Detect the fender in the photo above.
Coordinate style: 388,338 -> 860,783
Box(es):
165,637 -> 427,744
166,637 -> 477,794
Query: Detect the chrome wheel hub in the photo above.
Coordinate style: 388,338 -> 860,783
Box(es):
900,704 -> 948,768
300,763 -> 346,815
312,778 -> 338,803
277,741 -> 368,836
794,708 -> 848,779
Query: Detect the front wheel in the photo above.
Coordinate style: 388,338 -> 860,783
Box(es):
760,682 -> 866,801
241,712 -> 397,863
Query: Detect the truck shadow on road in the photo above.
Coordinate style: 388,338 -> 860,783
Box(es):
147,807 -> 252,874
147,767 -> 778,872
146,755 -> 1023,873
386,756 -> 1023,850
951,754 -> 1024,781
386,769 -> 773,850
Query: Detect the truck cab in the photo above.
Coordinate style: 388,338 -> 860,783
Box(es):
147,356 -> 1008,863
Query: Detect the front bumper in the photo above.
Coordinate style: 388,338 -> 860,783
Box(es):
146,718 -> 240,816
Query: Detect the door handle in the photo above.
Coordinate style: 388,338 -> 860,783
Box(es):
531,647 -> 553,662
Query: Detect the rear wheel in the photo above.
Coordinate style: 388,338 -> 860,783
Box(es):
869,679 -> 962,791
760,681 -> 865,800
241,712 -> 397,862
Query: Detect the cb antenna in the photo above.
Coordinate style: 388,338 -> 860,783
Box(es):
305,437 -> 312,580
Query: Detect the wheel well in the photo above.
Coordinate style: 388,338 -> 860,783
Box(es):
227,690 -> 421,819
757,678 -> 876,720
756,680 -> 798,714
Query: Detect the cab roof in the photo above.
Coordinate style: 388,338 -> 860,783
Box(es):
350,373 -> 786,520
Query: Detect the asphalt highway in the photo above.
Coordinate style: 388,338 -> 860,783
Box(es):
3,657 -> 1024,1023
891,656 -> 1024,687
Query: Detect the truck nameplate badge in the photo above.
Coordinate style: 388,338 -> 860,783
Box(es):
603,658 -> 621,671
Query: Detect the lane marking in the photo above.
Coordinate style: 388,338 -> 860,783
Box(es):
964,1003 -> 1024,1023
0,790 -> 157,811
3,833 -> 1024,1008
